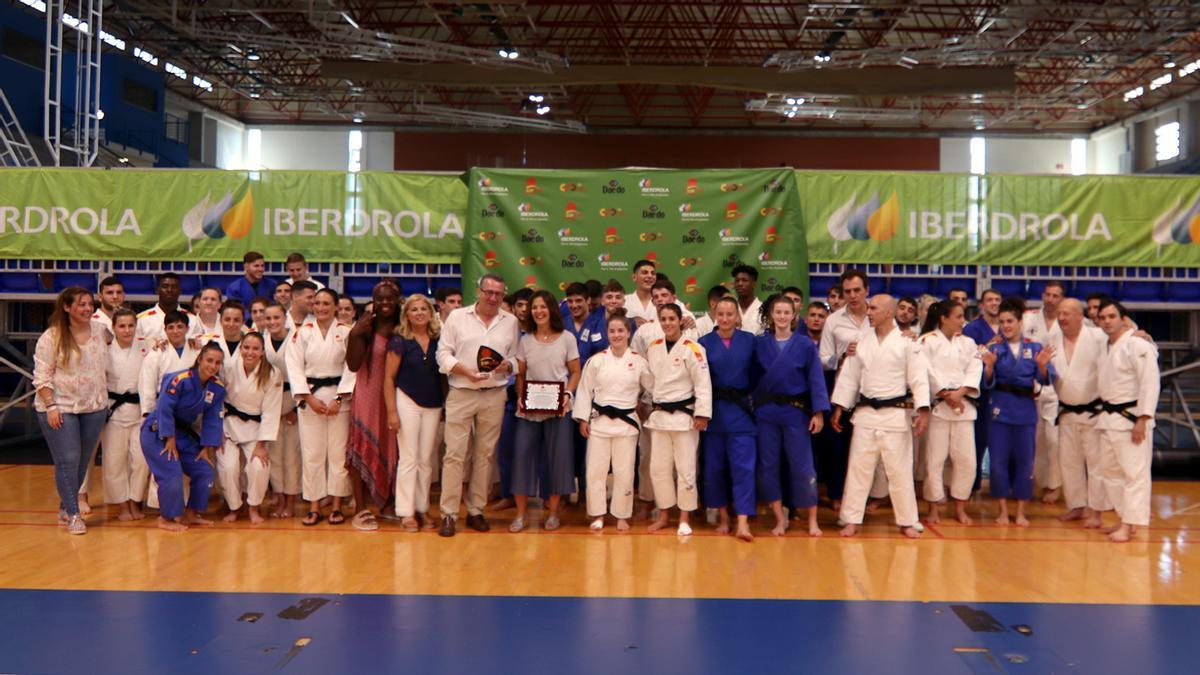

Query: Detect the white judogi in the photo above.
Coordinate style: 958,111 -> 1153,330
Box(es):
694,313 -> 716,337
631,320 -> 699,362
832,326 -> 930,527
736,297 -> 763,336
1050,326 -> 1111,511
1023,308 -> 1062,492
573,348 -> 654,519
101,338 -> 150,504
920,330 -> 982,503
135,304 -> 201,343
285,320 -> 356,502
285,311 -> 315,333
218,360 -> 283,510
819,306 -> 869,372
90,310 -> 114,338
1096,330 -> 1159,526
623,292 -> 657,324
138,343 -> 200,415
265,331 -> 301,495
644,338 -> 712,512
631,319 -> 698,504
193,315 -> 223,348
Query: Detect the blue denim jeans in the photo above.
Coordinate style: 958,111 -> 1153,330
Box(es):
37,410 -> 107,516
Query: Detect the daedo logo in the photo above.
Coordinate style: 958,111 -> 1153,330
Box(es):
558,227 -> 590,246
518,202 -> 549,220
721,253 -> 741,268
181,188 -> 254,252
679,203 -> 710,220
718,227 -> 748,245
639,178 -> 670,196
826,192 -> 900,242
642,204 -> 666,219
521,227 -> 545,243
562,253 -> 585,269
681,228 -> 706,244
602,179 -> 626,194
477,177 -> 508,194
480,202 -> 504,218
757,252 -> 788,268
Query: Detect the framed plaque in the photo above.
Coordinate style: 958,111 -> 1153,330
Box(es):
522,380 -> 564,413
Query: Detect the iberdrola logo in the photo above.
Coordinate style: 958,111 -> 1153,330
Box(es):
181,186 -> 254,252
826,191 -> 900,251
1151,195 -> 1200,248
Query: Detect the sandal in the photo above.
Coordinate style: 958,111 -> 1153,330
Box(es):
352,510 -> 379,531
302,511 -> 324,527
400,516 -> 419,533
328,511 -> 346,525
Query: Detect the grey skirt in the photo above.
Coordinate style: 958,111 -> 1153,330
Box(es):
511,416 -> 576,496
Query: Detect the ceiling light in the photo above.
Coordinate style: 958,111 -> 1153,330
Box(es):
246,50 -> 261,61
535,105 -> 550,115
528,94 -> 544,103
785,97 -> 797,105
499,48 -> 519,59
1165,61 -> 1176,69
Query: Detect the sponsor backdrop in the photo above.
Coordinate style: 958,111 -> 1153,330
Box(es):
461,168 -> 807,311
5,168 -> 1200,269
0,169 -> 467,263
800,171 -> 1200,266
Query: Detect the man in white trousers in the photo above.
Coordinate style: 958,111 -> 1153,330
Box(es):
1095,300 -> 1160,543
830,294 -> 930,539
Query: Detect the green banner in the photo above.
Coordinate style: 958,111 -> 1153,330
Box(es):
0,168 -> 467,262
462,168 -> 808,309
799,170 -> 1200,266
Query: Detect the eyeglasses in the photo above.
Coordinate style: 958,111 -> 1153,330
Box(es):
478,289 -> 505,298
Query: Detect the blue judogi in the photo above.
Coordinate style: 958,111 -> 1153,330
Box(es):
140,368 -> 225,520
225,276 -> 277,310
753,331 -> 831,509
698,329 -> 758,516
986,339 -> 1055,501
963,316 -> 1000,491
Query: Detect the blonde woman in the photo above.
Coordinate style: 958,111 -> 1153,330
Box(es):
33,286 -> 110,534
384,294 -> 446,532
217,332 -> 283,524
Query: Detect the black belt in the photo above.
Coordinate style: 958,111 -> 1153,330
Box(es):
995,383 -> 1035,398
1101,400 -> 1140,424
857,394 -> 911,410
936,388 -> 978,408
756,392 -> 811,414
150,417 -> 200,443
1058,398 -> 1101,422
593,403 -> 640,430
108,390 -> 139,419
652,396 -> 696,416
307,376 -> 341,392
224,402 -> 263,423
714,386 -> 754,415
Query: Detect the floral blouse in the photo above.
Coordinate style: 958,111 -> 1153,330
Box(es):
32,322 -> 109,414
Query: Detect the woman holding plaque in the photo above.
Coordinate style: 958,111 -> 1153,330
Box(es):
574,309 -> 654,531
645,303 -> 713,536
510,290 -> 581,533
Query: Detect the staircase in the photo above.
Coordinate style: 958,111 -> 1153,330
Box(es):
0,88 -> 41,167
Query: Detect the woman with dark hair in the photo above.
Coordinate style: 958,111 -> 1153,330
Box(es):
645,302 -> 712,536
510,290 -> 581,532
980,298 -> 1056,527
33,286 -> 110,534
345,281 -> 401,532
918,300 -> 982,525
140,342 -> 226,532
217,332 -> 283,525
698,296 -> 758,541
337,295 -> 359,324
754,294 -> 829,537
574,309 -> 653,532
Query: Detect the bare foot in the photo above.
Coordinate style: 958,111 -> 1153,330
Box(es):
1015,515 -> 1030,527
157,517 -> 187,532
130,504 -> 145,520
955,505 -> 973,525
1083,515 -> 1102,529
1059,507 -> 1086,522
181,512 -> 214,526
714,522 -> 730,535
117,507 -> 134,522
1041,488 -> 1061,505
839,523 -> 859,537
771,519 -> 788,537
488,498 -> 514,512
927,505 -> 941,524
901,526 -> 921,539
647,511 -> 670,533
248,507 -> 265,525
1108,524 -> 1134,542
808,524 -> 823,537
995,514 -> 1010,526
736,523 -> 754,542
1100,523 -> 1120,534
222,510 -> 239,523
865,498 -> 883,514
78,498 -> 93,516
616,519 -> 630,532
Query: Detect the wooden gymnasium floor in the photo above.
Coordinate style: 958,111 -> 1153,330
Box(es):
1,463 -> 1198,673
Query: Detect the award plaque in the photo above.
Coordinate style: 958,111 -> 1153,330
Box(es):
477,345 -> 504,373
522,380 -> 565,413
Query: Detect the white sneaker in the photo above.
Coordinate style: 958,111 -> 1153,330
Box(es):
67,515 -> 87,535
677,522 -> 693,536
589,518 -> 604,531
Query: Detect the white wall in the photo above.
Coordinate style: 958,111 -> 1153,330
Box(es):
256,128 -> 349,170
984,137 -> 1074,174
939,138 -> 971,173
215,119 -> 245,170
1089,126 -> 1129,175
363,130 -> 394,171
